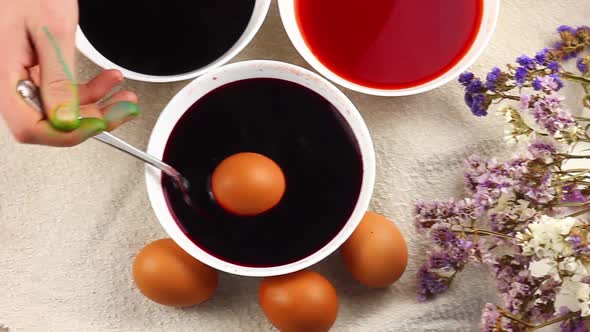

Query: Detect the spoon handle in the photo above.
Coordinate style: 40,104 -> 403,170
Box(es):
93,132 -> 178,177
16,79 -> 177,178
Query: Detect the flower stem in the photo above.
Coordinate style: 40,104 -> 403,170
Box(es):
561,154 -> 590,159
530,311 -> 582,330
562,72 -> 590,85
495,93 -> 521,101
459,228 -> 513,240
553,201 -> 590,208
497,307 -> 535,328
567,207 -> 590,217
555,169 -> 590,174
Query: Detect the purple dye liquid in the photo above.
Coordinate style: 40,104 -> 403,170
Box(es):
161,78 -> 364,267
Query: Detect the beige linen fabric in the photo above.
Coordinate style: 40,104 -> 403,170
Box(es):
1,1 -> 589,331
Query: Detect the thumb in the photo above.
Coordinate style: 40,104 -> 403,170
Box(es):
29,24 -> 80,131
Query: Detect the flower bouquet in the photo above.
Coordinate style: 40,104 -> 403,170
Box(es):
416,26 -> 590,331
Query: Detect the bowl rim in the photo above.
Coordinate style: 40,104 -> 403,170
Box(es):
144,60 -> 376,277
277,0 -> 501,96
76,0 -> 272,83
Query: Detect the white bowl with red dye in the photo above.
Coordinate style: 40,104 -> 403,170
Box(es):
278,0 -> 501,96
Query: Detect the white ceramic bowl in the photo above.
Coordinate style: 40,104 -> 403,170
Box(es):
145,60 -> 375,277
76,0 -> 271,83
278,0 -> 500,96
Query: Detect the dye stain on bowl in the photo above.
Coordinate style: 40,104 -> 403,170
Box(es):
161,78 -> 363,267
295,0 -> 483,89
78,0 -> 255,76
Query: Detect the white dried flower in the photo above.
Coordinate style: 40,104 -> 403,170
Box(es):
555,277 -> 590,317
529,258 -> 559,280
517,215 -> 579,259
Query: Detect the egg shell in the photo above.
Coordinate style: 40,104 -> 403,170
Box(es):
132,238 -> 218,307
340,211 -> 408,288
211,152 -> 286,216
259,270 -> 339,332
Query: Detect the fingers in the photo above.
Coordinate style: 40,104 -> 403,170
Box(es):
27,13 -> 80,131
22,118 -> 107,147
101,90 -> 139,106
4,67 -> 139,146
79,70 -> 124,104
78,104 -> 104,119
28,66 -> 41,86
78,89 -> 138,131
101,100 -> 140,131
8,96 -> 140,147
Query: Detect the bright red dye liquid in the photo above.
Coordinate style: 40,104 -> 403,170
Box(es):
295,0 -> 483,89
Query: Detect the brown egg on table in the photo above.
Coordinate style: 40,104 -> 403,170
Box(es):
132,238 -> 218,307
340,211 -> 408,288
211,152 -> 286,216
259,270 -> 339,332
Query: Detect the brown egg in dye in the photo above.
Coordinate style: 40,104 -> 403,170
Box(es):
211,152 -> 286,216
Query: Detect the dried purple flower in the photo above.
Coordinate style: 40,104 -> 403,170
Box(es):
459,71 -> 475,86
455,198 -> 484,220
554,41 -> 565,50
491,255 -> 537,314
515,67 -> 528,85
577,26 -> 590,43
577,57 -> 589,74
467,78 -> 485,94
532,75 -> 564,92
417,265 -> 450,301
430,224 -> 458,248
528,138 -> 560,163
415,198 -> 483,230
516,55 -> 535,69
470,93 -> 488,117
521,172 -> 556,204
465,156 -> 534,208
415,199 -> 458,229
535,48 -> 550,65
551,74 -> 564,90
480,303 -> 502,332
547,61 -> 560,73
529,280 -> 560,323
559,312 -> 586,332
486,67 -> 502,91
557,25 -> 576,34
520,94 -> 532,109
532,77 -> 543,91
465,157 -> 485,194
428,250 -> 460,270
528,93 -> 576,137
565,234 -> 590,255
489,211 -> 516,233
563,185 -> 587,203
464,92 -> 474,107
419,24 -> 590,330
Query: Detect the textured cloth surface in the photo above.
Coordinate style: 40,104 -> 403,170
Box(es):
1,1 -> 589,331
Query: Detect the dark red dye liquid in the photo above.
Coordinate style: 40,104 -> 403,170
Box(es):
162,78 -> 363,268
78,0 -> 255,76
296,0 -> 483,89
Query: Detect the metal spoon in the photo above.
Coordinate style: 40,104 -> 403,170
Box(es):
16,79 -> 195,208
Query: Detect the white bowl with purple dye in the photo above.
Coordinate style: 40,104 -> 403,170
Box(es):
75,0 -> 271,83
144,60 -> 376,277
